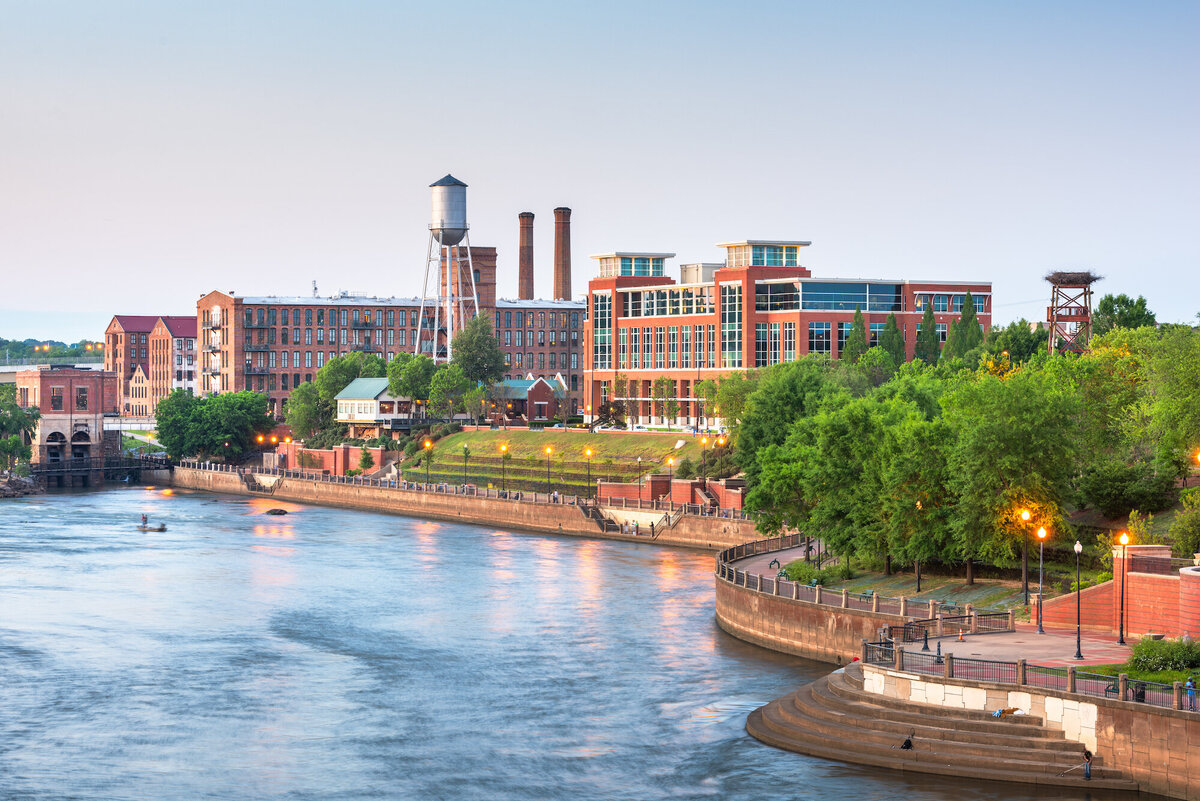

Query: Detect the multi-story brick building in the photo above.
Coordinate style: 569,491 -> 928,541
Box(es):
148,316 -> 197,411
582,240 -> 991,426
104,315 -> 157,415
16,366 -> 120,483
492,299 -> 584,409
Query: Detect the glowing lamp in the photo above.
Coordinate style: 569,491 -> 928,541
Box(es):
1037,527 -> 1047,540
1021,509 -> 1030,521
1119,531 -> 1129,546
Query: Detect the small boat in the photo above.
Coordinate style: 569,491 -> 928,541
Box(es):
265,508 -> 288,516
136,524 -> 167,532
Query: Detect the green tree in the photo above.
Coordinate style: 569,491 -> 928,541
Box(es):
428,364 -> 470,418
0,385 -> 39,440
880,412 -> 958,577
714,371 -> 759,432
986,320 -> 1047,364
957,292 -> 984,352
1169,489 -> 1200,558
1093,293 -> 1157,335
463,385 -> 487,423
651,376 -> 675,428
879,313 -> 906,366
694,379 -> 719,424
0,434 -> 32,472
942,369 -> 1080,584
390,354 -> 437,405
284,381 -> 328,440
856,346 -> 897,388
359,448 -> 375,472
315,352 -> 386,403
842,307 -> 868,364
914,304 -> 940,365
154,390 -> 202,459
451,316 -> 505,385
737,359 -> 832,487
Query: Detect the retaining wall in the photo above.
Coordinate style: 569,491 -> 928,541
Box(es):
171,467 -> 756,551
862,663 -> 1200,800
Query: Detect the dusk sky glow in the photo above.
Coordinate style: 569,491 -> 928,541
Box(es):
3,1 -> 1197,341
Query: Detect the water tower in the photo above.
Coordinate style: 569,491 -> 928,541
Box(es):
415,175 -> 480,363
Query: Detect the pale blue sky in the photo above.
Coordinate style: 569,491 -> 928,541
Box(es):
3,1 -> 1197,341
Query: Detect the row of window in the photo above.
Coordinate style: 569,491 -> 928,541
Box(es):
504,352 -> 579,370
494,310 -> 581,330
501,329 -> 579,347
246,307 -> 416,328
47,386 -> 88,411
725,244 -> 804,268
618,325 -> 718,370
914,294 -> 987,314
621,287 -> 717,318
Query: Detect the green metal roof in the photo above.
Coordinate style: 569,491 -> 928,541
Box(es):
335,377 -> 391,400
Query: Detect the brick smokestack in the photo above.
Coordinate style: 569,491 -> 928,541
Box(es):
553,207 -> 572,301
518,212 -> 534,300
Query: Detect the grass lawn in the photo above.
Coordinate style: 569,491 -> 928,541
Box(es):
790,563 -> 1030,612
423,429 -> 706,472
1078,664 -> 1196,685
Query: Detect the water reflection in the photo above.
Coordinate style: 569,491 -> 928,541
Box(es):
0,489 -> 1141,801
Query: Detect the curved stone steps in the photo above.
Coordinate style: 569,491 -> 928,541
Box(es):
776,682 -> 1099,773
747,669 -> 1138,793
826,667 -> 1047,727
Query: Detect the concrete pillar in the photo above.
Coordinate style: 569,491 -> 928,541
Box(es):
944,654 -> 954,679
1119,673 -> 1129,702
861,638 -> 869,664
756,574 -> 762,592
937,613 -> 944,637
895,646 -> 905,672
1174,681 -> 1183,710
872,594 -> 880,613
970,611 -> 979,634
928,599 -> 939,619
1017,659 -> 1026,686
1007,609 -> 1016,631
1068,666 -> 1077,694
774,577 -> 781,596
841,589 -> 849,608
793,581 -> 799,600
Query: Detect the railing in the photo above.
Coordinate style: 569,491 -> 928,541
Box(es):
1129,555 -> 1194,576
864,645 -> 1197,713
31,456 -> 172,474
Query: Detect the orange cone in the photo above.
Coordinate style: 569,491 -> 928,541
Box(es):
958,630 -> 964,642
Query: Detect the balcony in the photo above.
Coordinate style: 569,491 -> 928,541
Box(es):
350,320 -> 378,329
245,366 -> 270,375
244,343 -> 270,352
244,322 -> 272,329
208,320 -> 223,329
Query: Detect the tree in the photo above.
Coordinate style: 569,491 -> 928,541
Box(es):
390,354 -> 437,406
428,364 -> 470,418
879,313 -> 906,366
0,434 -> 31,472
694,379 -> 719,424
359,448 -> 375,472
986,320 -> 1045,364
842,307 -> 868,364
155,390 -> 274,460
737,360 -> 832,487
284,381 -> 328,440
154,390 -> 201,459
1094,293 -> 1157,335
463,385 -> 486,423
315,352 -> 385,403
856,346 -> 896,388
0,385 -> 39,441
651,376 -> 675,428
713,371 -> 759,432
451,316 -> 505,385
914,304 -> 940,365
957,292 -> 984,352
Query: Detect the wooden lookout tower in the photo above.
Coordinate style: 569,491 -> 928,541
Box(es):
1045,271 -> 1101,354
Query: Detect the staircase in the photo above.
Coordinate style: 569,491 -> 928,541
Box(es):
580,503 -> 620,534
747,662 -> 1137,793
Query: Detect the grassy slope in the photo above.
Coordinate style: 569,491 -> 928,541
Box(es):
421,429 -> 705,469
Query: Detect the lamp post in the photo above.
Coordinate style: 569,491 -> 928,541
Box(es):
585,448 -> 593,498
1118,530 -> 1129,645
500,444 -> 508,493
462,445 -> 470,485
1021,508 -> 1031,605
423,438 -> 432,486
666,456 -> 674,509
1074,540 -> 1084,660
700,436 -> 708,479
1037,526 -> 1047,634
545,445 -> 552,495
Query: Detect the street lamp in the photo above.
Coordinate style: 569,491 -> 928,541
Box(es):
423,439 -> 432,486
545,445 -> 553,495
700,436 -> 708,479
585,448 -> 593,498
1021,508 -> 1031,605
462,445 -> 470,485
500,443 -> 509,493
1118,530 -> 1129,645
1074,540 -> 1084,660
1037,526 -> 1047,634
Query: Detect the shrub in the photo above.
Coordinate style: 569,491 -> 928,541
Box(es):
1128,637 -> 1200,673
675,457 -> 696,480
1079,458 -> 1178,519
781,561 -> 854,585
1170,488 -> 1200,558
1096,571 -> 1113,584
404,440 -> 419,458
344,468 -> 362,477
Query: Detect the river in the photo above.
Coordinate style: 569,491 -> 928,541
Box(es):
0,487 -> 1136,800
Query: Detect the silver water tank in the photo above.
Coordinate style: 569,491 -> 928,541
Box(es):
430,174 -> 467,246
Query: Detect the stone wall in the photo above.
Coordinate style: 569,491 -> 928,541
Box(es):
862,663 -> 1200,800
714,577 -> 907,664
171,467 -> 756,551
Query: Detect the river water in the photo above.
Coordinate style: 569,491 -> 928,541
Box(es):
0,487 -> 1136,801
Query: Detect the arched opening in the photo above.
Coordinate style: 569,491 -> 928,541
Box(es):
70,431 -> 91,460
46,432 -> 67,462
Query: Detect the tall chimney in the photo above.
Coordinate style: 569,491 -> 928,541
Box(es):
518,212 -> 534,300
553,206 -> 572,301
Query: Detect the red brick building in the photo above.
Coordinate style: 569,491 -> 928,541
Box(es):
583,241 -> 992,427
104,315 -> 157,415
148,316 -> 197,412
16,366 -> 120,484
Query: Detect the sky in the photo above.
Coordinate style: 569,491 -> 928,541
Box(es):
2,1 -> 1197,342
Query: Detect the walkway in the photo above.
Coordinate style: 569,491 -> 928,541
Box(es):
932,623 -> 1132,667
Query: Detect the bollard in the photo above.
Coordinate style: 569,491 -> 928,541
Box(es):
1017,659 -> 1026,686
775,577 -> 781,596
793,581 -> 800,600
928,599 -> 938,619
944,653 -> 954,679
970,611 -> 979,634
1068,666 -> 1077,694
937,613 -> 944,637
756,574 -> 762,592
872,593 -> 880,613
899,596 -> 908,617
814,585 -> 823,605
1007,609 -> 1015,631
1119,673 -> 1129,702
895,646 -> 905,672
841,589 -> 849,608
861,638 -> 869,664
1174,682 -> 1183,710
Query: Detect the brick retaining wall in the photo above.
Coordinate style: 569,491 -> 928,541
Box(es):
171,467 -> 756,551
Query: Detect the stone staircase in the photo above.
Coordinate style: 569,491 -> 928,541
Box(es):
747,662 -> 1138,793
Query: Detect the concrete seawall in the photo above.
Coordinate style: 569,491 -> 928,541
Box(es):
171,467 -> 757,551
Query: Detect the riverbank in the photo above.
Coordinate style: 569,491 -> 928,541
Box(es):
171,466 -> 757,551
1,475 -> 43,497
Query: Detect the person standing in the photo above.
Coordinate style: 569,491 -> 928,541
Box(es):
1083,749 -> 1092,780
1186,676 -> 1196,712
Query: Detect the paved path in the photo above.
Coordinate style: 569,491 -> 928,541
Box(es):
934,623 -> 1132,667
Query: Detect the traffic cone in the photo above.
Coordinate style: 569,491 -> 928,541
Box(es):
958,629 -> 964,642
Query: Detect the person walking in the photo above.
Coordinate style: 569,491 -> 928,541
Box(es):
1186,676 -> 1196,712
1083,749 -> 1092,780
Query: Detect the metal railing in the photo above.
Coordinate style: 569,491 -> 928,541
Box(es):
1129,555 -> 1195,576
864,646 -> 1197,713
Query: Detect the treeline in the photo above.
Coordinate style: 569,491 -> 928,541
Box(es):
733,320 -> 1200,576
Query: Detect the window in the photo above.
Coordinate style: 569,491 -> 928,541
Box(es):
592,292 -> 612,370
549,352 -> 556,370
269,352 -> 276,368
755,323 -> 769,367
808,322 -> 831,354
618,330 -> 627,369
837,322 -> 853,356
570,353 -> 578,369
571,312 -> 579,328
316,328 -> 324,344
655,327 -> 665,369
282,328 -> 289,346
410,310 -> 419,327
293,309 -> 301,325
281,373 -> 289,391
937,323 -> 948,343
538,353 -> 545,370
755,282 -> 800,311
538,331 -> 545,346
317,309 -> 325,326
50,386 -> 63,411
770,322 -> 780,365
694,325 -> 705,368
317,352 -> 325,368
539,311 -> 545,328
630,328 -> 640,370
75,386 -> 88,410
514,330 -> 522,347
305,329 -> 312,345
720,284 -> 742,368
934,295 -> 948,312
269,309 -> 277,325
952,295 -> 964,313
783,322 -> 796,361
515,312 -> 524,327
869,322 -> 885,346
504,311 -> 512,328
282,352 -> 290,368
305,352 -> 312,368
974,294 -> 986,314
306,309 -> 313,325
681,326 -> 691,369
668,327 -> 678,368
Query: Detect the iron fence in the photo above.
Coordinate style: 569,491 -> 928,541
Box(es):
1026,665 -> 1069,693
901,651 -> 945,676
975,612 -> 1011,632
950,656 -> 1019,684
